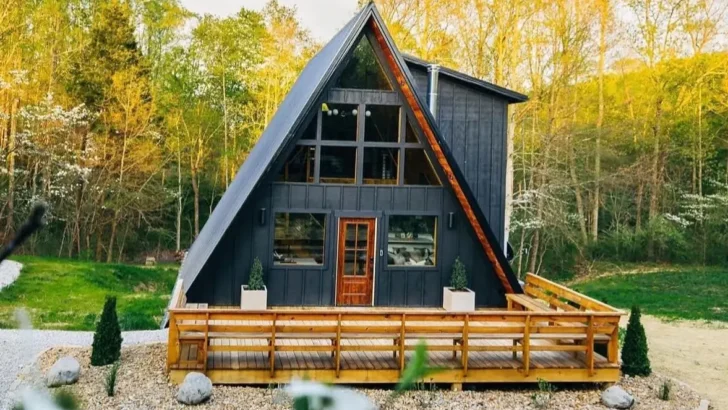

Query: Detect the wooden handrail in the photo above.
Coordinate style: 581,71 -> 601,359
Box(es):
524,273 -> 623,313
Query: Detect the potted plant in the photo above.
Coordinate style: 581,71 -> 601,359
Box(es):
442,257 -> 475,312
241,257 -> 267,310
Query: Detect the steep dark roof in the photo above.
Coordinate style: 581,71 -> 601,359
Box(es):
403,54 -> 528,103
176,2 -> 524,297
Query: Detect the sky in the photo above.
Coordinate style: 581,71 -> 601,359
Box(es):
180,0 -> 360,41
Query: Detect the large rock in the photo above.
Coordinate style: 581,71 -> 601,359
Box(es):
46,356 -> 80,387
176,372 -> 212,405
601,385 -> 635,409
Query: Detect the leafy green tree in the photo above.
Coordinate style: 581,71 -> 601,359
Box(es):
450,257 -> 468,291
91,296 -> 123,366
621,305 -> 651,377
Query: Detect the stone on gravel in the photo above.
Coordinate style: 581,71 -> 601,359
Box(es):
601,385 -> 635,409
177,372 -> 212,405
697,399 -> 710,410
46,356 -> 80,387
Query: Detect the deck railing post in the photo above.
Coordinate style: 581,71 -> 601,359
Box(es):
166,310 -> 179,372
270,313 -> 277,377
523,314 -> 531,377
608,318 -> 619,364
586,314 -> 595,376
335,313 -> 342,378
202,312 -> 210,372
398,313 -> 406,373
462,314 -> 469,376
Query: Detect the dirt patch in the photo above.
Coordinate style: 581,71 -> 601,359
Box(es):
638,315 -> 728,410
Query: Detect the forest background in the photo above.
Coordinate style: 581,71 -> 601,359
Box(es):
1,0 -> 727,278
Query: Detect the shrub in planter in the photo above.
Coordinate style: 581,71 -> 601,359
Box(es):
248,257 -> 265,291
621,305 -> 651,377
443,257 -> 474,312
91,296 -> 123,366
450,257 -> 468,290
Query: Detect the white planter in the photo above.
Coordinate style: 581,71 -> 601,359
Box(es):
442,287 -> 475,312
240,285 -> 267,310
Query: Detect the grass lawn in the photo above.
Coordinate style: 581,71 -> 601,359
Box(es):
0,255 -> 178,331
573,266 -> 728,322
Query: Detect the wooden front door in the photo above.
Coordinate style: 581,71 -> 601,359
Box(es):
336,217 -> 376,305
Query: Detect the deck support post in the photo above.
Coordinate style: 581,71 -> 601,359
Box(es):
450,382 -> 462,392
202,312 -> 210,373
166,311 -> 179,372
398,313 -> 406,373
607,321 -> 619,364
462,314 -> 469,375
269,313 -> 277,377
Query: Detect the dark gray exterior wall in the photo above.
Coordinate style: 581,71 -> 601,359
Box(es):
408,65 -> 508,248
186,182 -> 507,308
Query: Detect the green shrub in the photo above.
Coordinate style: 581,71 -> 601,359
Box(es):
105,361 -> 120,396
450,257 -> 468,291
13,389 -> 80,410
621,305 -> 651,377
247,257 -> 265,291
91,296 -> 122,366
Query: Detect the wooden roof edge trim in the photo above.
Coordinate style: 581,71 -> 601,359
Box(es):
368,17 -> 515,295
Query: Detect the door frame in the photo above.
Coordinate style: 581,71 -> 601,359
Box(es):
334,216 -> 377,306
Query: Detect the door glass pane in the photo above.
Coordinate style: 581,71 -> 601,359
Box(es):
321,103 -> 358,141
357,223 -> 369,248
344,251 -> 356,276
365,105 -> 399,142
345,223 -> 356,249
355,250 -> 367,276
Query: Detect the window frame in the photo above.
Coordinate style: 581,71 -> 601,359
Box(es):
282,104 -> 443,187
384,212 -> 440,270
270,210 -> 330,270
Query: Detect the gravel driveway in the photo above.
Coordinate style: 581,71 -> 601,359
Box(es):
0,329 -> 166,406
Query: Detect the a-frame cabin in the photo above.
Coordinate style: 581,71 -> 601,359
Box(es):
178,2 -> 528,309
166,3 -> 625,386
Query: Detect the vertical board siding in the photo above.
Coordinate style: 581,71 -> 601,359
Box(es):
188,182 -> 506,308
408,65 -> 509,247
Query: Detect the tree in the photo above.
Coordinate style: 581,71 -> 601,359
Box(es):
91,296 -> 123,366
247,257 -> 265,290
450,257 -> 468,291
621,305 -> 651,377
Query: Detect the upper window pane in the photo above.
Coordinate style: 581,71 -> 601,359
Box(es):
404,149 -> 441,186
334,35 -> 392,90
405,121 -> 419,143
278,145 -> 315,183
320,146 -> 357,184
365,105 -> 399,143
299,116 -> 316,140
274,213 -> 326,266
387,215 -> 437,267
363,147 -> 398,185
321,103 -> 358,141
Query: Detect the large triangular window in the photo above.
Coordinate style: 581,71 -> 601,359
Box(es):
334,35 -> 392,90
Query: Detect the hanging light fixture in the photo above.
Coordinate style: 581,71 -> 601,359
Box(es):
352,109 -> 358,116
365,110 -> 371,117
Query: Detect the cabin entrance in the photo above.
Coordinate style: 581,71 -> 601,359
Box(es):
336,217 -> 376,305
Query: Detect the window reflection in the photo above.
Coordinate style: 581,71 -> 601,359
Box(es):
387,215 -> 437,266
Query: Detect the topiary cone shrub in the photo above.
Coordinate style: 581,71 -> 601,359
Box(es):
247,257 -> 265,291
450,257 -> 468,291
91,296 -> 123,366
621,305 -> 651,377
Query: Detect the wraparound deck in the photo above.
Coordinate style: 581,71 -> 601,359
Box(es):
166,274 -> 625,385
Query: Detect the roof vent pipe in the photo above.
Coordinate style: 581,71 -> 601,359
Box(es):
427,64 -> 440,119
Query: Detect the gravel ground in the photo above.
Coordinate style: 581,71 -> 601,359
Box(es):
8,343 -> 706,410
0,260 -> 22,291
0,329 -> 166,408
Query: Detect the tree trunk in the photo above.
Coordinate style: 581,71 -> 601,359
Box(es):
647,97 -> 664,260
176,144 -> 182,252
569,140 -> 588,243
5,98 -> 18,236
635,182 -> 644,231
191,169 -> 200,238
592,0 -> 607,242
106,211 -> 119,263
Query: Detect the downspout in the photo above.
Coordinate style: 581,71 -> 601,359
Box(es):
427,64 -> 440,118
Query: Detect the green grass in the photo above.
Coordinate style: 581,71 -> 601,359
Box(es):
0,256 -> 178,330
573,266 -> 728,322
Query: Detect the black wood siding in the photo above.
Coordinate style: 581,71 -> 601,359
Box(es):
408,65 -> 508,249
187,183 -> 507,308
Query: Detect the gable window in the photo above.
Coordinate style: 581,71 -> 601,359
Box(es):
273,212 -> 326,266
333,35 -> 392,91
278,146 -> 315,183
404,148 -> 441,186
387,215 -> 437,267
363,147 -> 398,185
320,146 -> 357,183
321,104 -> 358,141
365,105 -> 399,142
